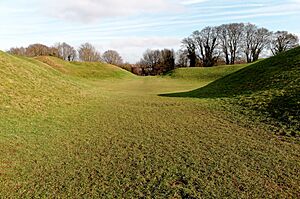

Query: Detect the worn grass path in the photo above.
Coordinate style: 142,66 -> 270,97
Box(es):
0,53 -> 299,198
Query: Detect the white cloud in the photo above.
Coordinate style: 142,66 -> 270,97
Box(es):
36,0 -> 300,24
291,0 -> 300,3
44,0 -> 179,22
108,36 -> 181,49
180,0 -> 208,5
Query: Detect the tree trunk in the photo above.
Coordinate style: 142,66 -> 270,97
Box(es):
189,52 -> 196,67
225,52 -> 230,65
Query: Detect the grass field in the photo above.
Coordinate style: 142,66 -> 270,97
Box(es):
0,49 -> 299,198
163,47 -> 300,136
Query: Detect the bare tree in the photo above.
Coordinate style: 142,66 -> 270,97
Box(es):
252,27 -> 271,62
8,47 -> 26,56
176,49 -> 189,68
242,24 -> 271,63
8,44 -> 59,59
193,27 -> 219,67
270,31 -> 299,55
218,24 -> 230,65
242,23 -> 256,63
158,49 -> 175,73
56,42 -> 77,61
70,49 -> 77,61
48,46 -> 59,57
102,50 -> 123,66
138,49 -> 175,75
26,44 -> 50,57
78,43 -> 101,62
182,37 -> 197,67
138,49 -> 160,75
218,23 -> 244,65
120,62 -> 133,72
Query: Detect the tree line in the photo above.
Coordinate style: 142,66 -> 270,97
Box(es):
8,42 -> 175,76
132,23 -> 298,75
7,22 -> 299,76
180,23 -> 299,67
8,42 -> 124,66
136,49 -> 175,75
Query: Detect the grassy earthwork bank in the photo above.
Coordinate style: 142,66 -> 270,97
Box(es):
0,49 -> 299,198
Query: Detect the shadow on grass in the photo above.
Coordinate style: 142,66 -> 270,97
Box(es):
159,47 -> 300,135
159,64 -> 262,99
160,47 -> 300,99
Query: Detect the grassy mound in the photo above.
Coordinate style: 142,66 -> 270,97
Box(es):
166,64 -> 248,82
0,52 -> 81,114
0,52 -> 133,114
163,47 -> 300,135
35,56 -> 134,80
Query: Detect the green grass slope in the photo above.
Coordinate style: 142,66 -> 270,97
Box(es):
0,52 -> 132,114
35,56 -> 134,80
166,63 -> 248,82
1,51 -> 300,198
163,47 -> 300,135
0,51 -> 81,114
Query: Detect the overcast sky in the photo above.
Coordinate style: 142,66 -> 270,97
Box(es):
0,0 -> 299,63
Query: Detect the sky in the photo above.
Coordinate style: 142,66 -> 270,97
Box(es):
0,0 -> 300,63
